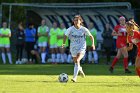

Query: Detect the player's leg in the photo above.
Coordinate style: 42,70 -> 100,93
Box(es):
50,46 -> 55,64
5,45 -> 12,64
67,52 -> 72,63
16,44 -> 20,63
19,44 -> 24,61
41,42 -> 47,64
56,45 -> 60,63
60,47 -> 65,63
87,46 -> 92,64
1,47 -> 6,64
121,46 -> 131,73
72,53 -> 85,82
25,42 -> 31,62
109,49 -> 121,73
93,50 -> 98,64
135,55 -> 140,77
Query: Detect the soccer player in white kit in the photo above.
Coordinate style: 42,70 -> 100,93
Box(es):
62,15 -> 95,82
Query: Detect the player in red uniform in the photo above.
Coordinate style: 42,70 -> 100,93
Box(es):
126,21 -> 140,77
109,16 -> 131,73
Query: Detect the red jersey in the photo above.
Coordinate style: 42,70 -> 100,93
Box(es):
114,25 -> 127,48
128,30 -> 140,56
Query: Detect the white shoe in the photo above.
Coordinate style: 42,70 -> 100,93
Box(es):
71,78 -> 76,82
15,61 -> 19,64
128,62 -> 132,66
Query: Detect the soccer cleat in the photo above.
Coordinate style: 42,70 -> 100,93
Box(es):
109,67 -> 114,73
71,78 -> 76,82
125,69 -> 132,73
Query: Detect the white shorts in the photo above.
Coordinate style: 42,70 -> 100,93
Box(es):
71,51 -> 85,57
0,44 -> 10,48
38,42 -> 47,47
50,44 -> 57,48
70,45 -> 86,57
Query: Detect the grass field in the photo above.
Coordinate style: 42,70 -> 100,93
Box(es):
0,64 -> 140,93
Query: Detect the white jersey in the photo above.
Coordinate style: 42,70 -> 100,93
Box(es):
65,26 -> 92,57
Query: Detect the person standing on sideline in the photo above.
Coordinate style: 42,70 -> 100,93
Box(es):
49,21 -> 60,64
102,23 -> 113,65
109,16 -> 131,73
0,22 -> 12,64
57,23 -> 67,63
25,23 -> 36,63
62,15 -> 95,82
15,22 -> 25,64
37,19 -> 49,64
86,22 -> 98,64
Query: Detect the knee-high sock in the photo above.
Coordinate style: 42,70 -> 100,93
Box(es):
7,52 -> 12,64
88,51 -> 92,62
2,52 -> 6,64
73,63 -> 80,80
51,54 -> 55,63
136,68 -> 140,77
61,54 -> 65,63
111,57 -> 119,68
123,57 -> 128,69
79,66 -> 84,74
41,52 -> 46,63
82,53 -> 86,61
93,51 -> 98,63
56,53 -> 60,63
67,54 -> 72,63
64,53 -> 67,62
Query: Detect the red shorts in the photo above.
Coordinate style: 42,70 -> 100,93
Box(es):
116,40 -> 127,48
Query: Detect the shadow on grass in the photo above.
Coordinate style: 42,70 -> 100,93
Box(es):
0,64 -> 136,76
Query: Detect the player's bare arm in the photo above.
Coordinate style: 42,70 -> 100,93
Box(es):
89,35 -> 95,50
127,43 -> 133,51
1,33 -> 11,37
112,30 -> 122,36
62,35 -> 67,48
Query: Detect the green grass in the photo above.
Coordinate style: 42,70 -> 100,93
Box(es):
0,64 -> 140,93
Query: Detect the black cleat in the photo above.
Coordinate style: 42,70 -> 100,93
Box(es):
125,69 -> 132,73
109,67 -> 114,73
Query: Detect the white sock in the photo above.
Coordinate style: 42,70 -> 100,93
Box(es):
64,53 -> 67,62
2,52 -> 6,64
61,54 -> 65,63
56,53 -> 60,63
51,54 -> 55,63
88,51 -> 92,62
93,51 -> 98,63
41,52 -> 46,63
82,53 -> 86,61
67,54 -> 72,63
79,66 -> 84,73
7,52 -> 12,64
73,63 -> 80,80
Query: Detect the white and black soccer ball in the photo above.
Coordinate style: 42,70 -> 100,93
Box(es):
58,73 -> 68,83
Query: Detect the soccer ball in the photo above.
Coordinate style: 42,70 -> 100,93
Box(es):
58,73 -> 69,83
